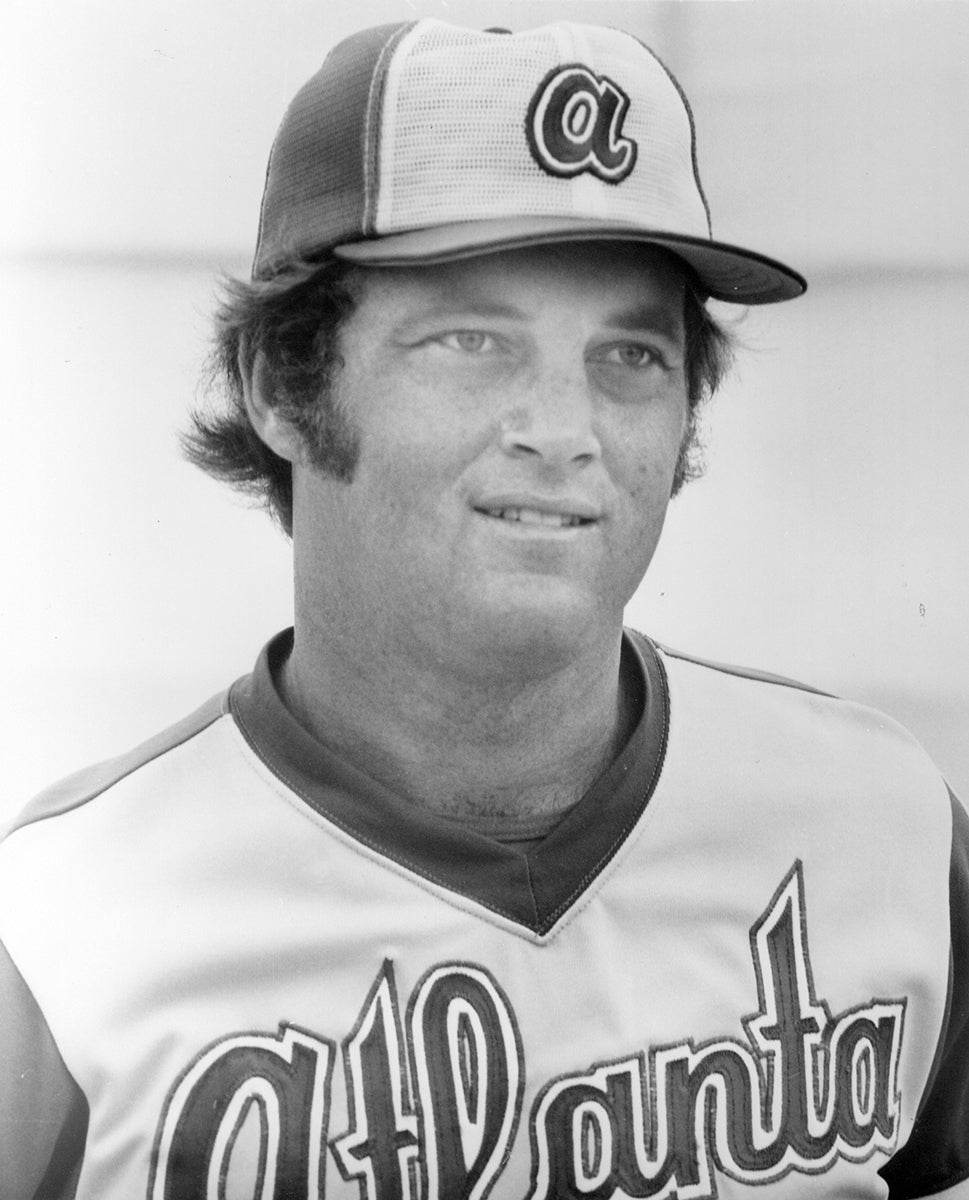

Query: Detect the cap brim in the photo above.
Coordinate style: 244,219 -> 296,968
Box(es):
333,216 -> 806,305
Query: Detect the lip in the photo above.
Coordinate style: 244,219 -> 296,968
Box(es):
472,494 -> 603,529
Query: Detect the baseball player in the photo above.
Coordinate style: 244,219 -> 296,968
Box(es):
1,19 -> 966,1200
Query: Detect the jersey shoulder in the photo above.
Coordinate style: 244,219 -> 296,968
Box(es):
3,690 -> 230,842
639,630 -> 952,807
652,639 -> 833,698
647,634 -> 931,748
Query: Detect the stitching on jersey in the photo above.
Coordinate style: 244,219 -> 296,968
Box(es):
234,730 -> 542,939
523,855 -> 542,931
226,630 -> 672,940
228,706 -> 535,933
537,632 -> 672,938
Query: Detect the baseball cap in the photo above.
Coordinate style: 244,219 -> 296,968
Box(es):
253,20 -> 806,304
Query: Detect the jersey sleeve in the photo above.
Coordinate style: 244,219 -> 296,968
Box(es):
880,788 -> 969,1198
0,691 -> 228,1197
0,936 -> 88,1199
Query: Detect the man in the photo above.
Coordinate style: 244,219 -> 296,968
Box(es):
1,18 -> 966,1199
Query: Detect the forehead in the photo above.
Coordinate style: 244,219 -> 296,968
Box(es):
344,241 -> 692,328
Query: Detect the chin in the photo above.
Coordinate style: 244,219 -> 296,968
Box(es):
459,583 -> 621,679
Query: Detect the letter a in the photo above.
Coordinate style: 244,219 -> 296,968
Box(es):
149,1025 -> 334,1200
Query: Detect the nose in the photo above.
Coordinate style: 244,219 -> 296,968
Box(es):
499,370 -> 602,468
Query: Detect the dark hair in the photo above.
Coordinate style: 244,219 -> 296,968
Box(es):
184,255 -> 734,533
675,284 -> 735,493
183,259 -> 361,535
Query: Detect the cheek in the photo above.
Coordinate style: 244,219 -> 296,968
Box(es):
349,427 -> 474,541
355,390 -> 498,511
611,399 -> 689,502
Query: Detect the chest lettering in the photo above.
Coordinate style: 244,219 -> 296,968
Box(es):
148,862 -> 904,1198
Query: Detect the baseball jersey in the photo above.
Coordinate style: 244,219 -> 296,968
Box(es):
1,628 -> 967,1199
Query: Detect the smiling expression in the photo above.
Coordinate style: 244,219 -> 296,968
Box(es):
291,243 -> 691,677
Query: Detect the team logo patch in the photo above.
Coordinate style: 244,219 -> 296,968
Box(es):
526,63 -> 638,184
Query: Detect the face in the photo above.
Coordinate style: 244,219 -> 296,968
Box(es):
291,243 -> 690,679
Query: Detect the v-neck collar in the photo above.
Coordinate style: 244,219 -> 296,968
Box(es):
229,628 -> 669,935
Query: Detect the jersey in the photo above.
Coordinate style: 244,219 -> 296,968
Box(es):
1,628 -> 967,1199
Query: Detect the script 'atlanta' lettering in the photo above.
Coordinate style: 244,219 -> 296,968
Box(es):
148,862 -> 905,1199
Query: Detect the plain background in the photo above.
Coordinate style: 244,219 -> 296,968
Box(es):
2,0 -> 968,817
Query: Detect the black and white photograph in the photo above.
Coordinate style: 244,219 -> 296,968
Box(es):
2,2 -> 967,1195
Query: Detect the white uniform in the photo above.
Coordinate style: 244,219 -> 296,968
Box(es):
1,629 -> 966,1198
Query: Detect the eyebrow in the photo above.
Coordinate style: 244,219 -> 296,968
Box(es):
401,299 -> 528,323
602,303 -> 685,346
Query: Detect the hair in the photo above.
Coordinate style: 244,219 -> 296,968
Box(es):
183,259 -> 361,535
183,253 -> 735,534
675,283 -> 735,493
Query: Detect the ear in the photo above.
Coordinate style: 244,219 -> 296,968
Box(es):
239,347 -> 305,464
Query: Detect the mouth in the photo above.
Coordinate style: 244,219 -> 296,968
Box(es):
475,505 -> 596,529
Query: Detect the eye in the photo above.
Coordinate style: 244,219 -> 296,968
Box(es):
436,330 -> 496,354
593,342 -> 664,369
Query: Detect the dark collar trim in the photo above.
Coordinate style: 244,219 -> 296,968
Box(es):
229,629 -> 669,935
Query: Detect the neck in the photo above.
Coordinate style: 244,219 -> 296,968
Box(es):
278,618 -> 635,826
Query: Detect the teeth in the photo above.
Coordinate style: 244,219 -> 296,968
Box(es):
485,507 -> 583,528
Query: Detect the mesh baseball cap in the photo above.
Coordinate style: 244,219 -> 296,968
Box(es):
253,19 -> 806,304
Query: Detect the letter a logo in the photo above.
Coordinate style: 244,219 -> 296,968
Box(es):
526,64 -> 638,184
